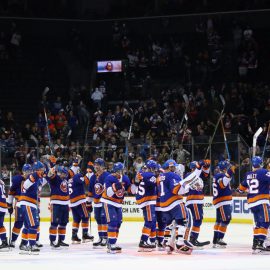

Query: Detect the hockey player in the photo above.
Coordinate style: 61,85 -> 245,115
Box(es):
88,158 -> 109,248
47,166 -> 70,248
101,162 -> 131,254
155,164 -> 167,251
19,161 -> 45,254
7,164 -> 32,248
0,178 -> 8,251
185,160 -> 210,248
69,167 -> 93,244
134,159 -> 158,252
237,156 -> 270,254
212,160 -> 235,248
156,159 -> 205,255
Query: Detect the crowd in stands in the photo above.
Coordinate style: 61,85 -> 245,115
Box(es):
0,11 -> 270,195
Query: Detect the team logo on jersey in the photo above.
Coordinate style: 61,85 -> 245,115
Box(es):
60,181 -> 68,193
94,183 -> 104,195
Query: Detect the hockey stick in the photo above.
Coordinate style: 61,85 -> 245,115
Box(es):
262,123 -> 270,160
123,102 -> 134,168
9,213 -> 12,249
170,94 -> 189,158
252,127 -> 263,157
179,114 -> 189,151
204,94 -> 226,159
44,108 -> 54,155
220,118 -> 231,160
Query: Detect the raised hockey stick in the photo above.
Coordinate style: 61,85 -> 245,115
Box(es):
253,127 -> 263,157
220,118 -> 231,160
262,123 -> 270,160
123,102 -> 134,168
180,114 -> 189,147
204,94 -> 226,159
170,94 -> 189,158
44,108 -> 54,155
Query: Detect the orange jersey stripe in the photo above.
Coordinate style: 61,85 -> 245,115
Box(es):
19,196 -> 37,205
248,194 -> 270,204
51,195 -> 69,201
213,195 -> 232,205
136,195 -> 157,205
70,194 -> 86,203
0,202 -> 7,208
159,195 -> 182,208
186,195 -> 204,201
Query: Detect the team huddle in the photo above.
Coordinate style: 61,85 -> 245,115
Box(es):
0,155 -> 270,255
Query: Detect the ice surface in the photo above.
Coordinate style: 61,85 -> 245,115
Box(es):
1,221 -> 269,270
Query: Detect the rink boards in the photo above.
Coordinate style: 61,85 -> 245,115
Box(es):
5,196 -> 253,223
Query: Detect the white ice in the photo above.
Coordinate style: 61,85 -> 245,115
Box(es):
1,221 -> 269,270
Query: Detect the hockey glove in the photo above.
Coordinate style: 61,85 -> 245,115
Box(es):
86,202 -> 93,213
7,203 -> 13,215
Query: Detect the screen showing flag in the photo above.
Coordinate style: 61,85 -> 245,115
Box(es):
97,60 -> 122,73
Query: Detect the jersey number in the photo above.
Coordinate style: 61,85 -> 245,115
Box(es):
213,183 -> 218,197
247,179 -> 259,194
160,181 -> 165,196
138,182 -> 145,196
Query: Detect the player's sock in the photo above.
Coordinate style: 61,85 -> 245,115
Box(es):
58,226 -> 66,242
49,226 -> 57,243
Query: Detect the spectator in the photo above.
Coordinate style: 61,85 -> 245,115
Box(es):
91,88 -> 103,109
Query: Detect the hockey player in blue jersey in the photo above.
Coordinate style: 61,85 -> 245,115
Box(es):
7,164 -> 32,249
47,166 -> 70,248
69,167 -> 93,244
101,162 -> 131,254
88,158 -> 110,248
19,161 -> 45,254
238,156 -> 270,254
0,178 -> 8,251
134,159 -> 158,252
212,160 -> 235,248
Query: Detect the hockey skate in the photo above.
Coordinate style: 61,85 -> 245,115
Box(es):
19,243 -> 29,255
213,238 -> 227,249
189,236 -> 210,250
138,240 -> 155,252
252,239 -> 270,255
114,245 -> 122,253
82,233 -> 94,243
9,241 -> 15,248
29,245 -> 40,255
0,239 -> 9,252
93,237 -> 107,249
50,241 -> 61,249
107,243 -> 118,254
173,236 -> 193,255
35,241 -> 43,248
71,233 -> 81,244
156,241 -> 166,251
58,240 -> 69,247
